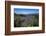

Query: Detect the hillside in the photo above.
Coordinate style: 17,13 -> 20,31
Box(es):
14,13 -> 39,27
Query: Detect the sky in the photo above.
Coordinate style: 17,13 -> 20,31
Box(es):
14,8 -> 39,14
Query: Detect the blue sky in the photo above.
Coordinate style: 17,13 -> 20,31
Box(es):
14,8 -> 39,14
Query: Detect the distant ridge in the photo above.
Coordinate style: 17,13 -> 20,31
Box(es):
14,13 -> 39,17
